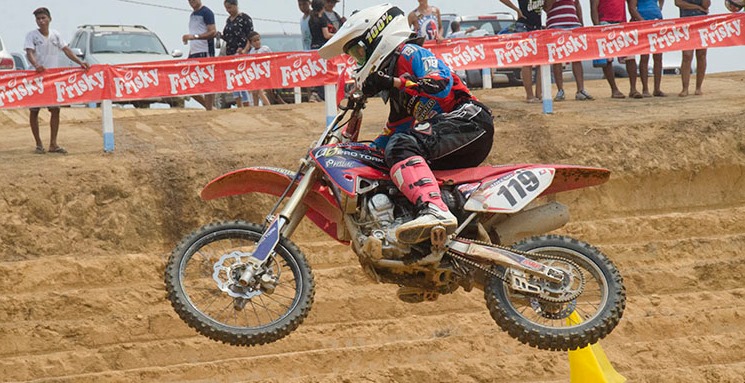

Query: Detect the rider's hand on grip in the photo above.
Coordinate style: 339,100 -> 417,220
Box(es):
362,71 -> 394,97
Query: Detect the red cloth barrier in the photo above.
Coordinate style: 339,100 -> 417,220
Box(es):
1,13 -> 742,109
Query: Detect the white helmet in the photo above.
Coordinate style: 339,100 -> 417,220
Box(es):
318,3 -> 413,87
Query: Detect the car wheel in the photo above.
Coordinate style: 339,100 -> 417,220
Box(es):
465,70 -> 483,88
132,101 -> 150,109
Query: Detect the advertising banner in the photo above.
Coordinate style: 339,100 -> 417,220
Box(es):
0,13 -> 742,109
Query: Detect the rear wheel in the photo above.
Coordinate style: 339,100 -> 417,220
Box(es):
484,235 -> 625,351
165,221 -> 315,346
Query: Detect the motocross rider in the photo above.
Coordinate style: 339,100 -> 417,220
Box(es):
319,3 -> 494,245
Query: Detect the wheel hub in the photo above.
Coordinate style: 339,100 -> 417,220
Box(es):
212,251 -> 263,299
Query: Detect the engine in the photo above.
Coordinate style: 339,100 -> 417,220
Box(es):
359,192 -> 413,260
355,185 -> 469,261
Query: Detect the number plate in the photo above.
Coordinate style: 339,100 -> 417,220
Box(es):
464,167 -> 555,213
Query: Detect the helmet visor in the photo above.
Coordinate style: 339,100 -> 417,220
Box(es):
344,41 -> 368,66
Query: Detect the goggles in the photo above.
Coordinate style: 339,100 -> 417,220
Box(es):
344,41 -> 368,66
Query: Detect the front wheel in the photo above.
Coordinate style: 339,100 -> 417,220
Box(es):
484,235 -> 625,351
165,220 -> 315,346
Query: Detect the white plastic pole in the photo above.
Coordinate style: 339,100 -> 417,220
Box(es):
294,86 -> 301,104
481,68 -> 492,89
540,64 -> 553,114
102,99 -> 115,152
324,83 -> 336,126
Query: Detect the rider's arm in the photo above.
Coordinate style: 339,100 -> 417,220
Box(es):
395,48 -> 452,99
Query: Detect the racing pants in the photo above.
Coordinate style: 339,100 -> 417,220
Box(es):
384,100 -> 494,170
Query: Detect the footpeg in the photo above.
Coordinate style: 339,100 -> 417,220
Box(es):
430,225 -> 447,250
413,226 -> 447,266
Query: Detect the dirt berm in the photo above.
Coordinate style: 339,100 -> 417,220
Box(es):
1,72 -> 744,383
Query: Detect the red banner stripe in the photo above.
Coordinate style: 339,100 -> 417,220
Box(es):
0,13 -> 742,109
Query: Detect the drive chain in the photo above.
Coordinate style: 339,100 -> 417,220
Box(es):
448,238 -> 585,303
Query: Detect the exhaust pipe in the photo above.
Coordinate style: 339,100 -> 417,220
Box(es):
491,202 -> 570,245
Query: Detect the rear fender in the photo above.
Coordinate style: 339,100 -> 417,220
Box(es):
464,165 -> 610,213
541,165 -> 610,196
201,167 -> 346,243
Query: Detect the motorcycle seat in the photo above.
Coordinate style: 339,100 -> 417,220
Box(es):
433,164 -> 526,185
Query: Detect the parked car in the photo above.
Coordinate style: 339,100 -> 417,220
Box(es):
444,13 -> 523,87
215,32 -> 306,109
11,52 -> 29,70
64,24 -> 185,108
558,58 -> 627,83
0,35 -> 14,71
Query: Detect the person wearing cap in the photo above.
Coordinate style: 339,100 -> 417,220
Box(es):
323,0 -> 346,33
182,0 -> 217,110
24,7 -> 90,155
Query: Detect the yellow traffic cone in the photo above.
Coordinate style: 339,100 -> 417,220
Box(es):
567,312 -> 626,383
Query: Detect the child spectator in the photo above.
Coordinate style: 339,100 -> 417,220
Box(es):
247,31 -> 272,107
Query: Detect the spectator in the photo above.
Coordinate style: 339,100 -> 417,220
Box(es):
182,0 -> 217,110
629,0 -> 666,97
446,20 -> 478,38
221,0 -> 254,108
675,0 -> 709,96
309,0 -> 332,102
499,0 -> 543,103
408,0 -> 443,41
24,7 -> 90,155
246,31 -> 272,107
323,0 -> 346,33
299,0 -> 312,50
544,0 -> 594,101
590,0 -> 642,98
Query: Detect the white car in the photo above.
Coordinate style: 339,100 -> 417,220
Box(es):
11,52 -> 29,70
0,34 -> 15,71
64,24 -> 184,107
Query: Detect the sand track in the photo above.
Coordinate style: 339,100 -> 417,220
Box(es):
1,73 -> 744,382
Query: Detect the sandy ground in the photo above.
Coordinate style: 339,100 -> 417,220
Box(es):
0,71 -> 744,383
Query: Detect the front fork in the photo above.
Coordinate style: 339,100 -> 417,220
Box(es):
237,165 -> 319,285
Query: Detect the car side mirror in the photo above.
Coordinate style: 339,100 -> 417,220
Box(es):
171,49 -> 183,58
71,48 -> 84,58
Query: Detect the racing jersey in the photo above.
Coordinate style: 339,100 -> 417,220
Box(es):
373,43 -> 476,148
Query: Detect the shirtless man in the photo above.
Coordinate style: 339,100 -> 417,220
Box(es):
408,0 -> 443,42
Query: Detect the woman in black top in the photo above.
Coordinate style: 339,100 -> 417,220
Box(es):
309,0 -> 333,49
308,0 -> 332,101
222,0 -> 254,55
222,0 -> 254,106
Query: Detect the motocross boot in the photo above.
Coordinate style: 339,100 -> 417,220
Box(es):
390,156 -> 458,244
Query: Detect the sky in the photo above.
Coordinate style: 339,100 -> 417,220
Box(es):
1,0 -> 744,73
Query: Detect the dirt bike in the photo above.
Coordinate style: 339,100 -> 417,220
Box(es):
164,93 -> 625,351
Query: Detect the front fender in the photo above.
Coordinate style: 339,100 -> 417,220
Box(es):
201,166 -> 345,243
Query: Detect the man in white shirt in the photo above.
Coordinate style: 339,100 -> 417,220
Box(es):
182,0 -> 217,110
24,7 -> 89,154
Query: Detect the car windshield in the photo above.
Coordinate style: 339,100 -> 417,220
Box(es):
91,32 -> 167,54
460,19 -> 513,35
12,55 -> 25,69
260,35 -> 303,53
